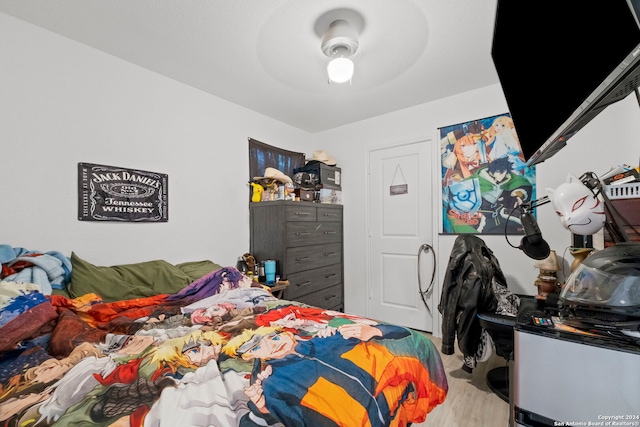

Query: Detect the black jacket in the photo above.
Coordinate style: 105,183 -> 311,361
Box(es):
438,235 -> 507,357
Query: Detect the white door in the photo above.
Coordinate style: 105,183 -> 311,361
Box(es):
367,140 -> 435,332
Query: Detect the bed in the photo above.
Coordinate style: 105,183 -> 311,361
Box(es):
0,249 -> 448,427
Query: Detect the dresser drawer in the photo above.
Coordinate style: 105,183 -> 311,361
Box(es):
285,221 -> 342,247
317,206 -> 342,222
285,264 -> 342,299
285,243 -> 342,274
293,284 -> 343,309
284,204 -> 316,221
326,302 -> 344,312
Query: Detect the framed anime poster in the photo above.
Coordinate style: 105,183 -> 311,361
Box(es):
439,113 -> 537,235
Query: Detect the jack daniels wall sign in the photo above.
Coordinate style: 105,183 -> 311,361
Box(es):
78,163 -> 168,222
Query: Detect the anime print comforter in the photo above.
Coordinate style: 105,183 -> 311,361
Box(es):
0,267 -> 448,427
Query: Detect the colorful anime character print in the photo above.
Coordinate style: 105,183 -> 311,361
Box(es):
225,318 -> 448,427
483,115 -> 521,161
16,329 -> 229,427
440,114 -> 536,234
254,305 -> 378,338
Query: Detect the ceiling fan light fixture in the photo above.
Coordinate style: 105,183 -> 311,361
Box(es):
327,57 -> 354,83
320,19 -> 360,84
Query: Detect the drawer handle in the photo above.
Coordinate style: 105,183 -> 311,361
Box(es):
296,256 -> 311,261
324,295 -> 338,301
324,231 -> 337,234
295,232 -> 311,236
323,213 -> 338,217
324,273 -> 337,278
296,281 -> 312,287
295,211 -> 311,216
323,252 -> 337,257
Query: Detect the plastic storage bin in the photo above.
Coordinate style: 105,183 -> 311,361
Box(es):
605,182 -> 640,200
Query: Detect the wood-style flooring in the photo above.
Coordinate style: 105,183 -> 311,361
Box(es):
412,333 -> 510,427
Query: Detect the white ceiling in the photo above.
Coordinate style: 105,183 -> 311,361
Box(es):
0,0 -> 501,133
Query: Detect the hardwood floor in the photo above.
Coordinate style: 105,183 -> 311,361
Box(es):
413,333 -> 510,427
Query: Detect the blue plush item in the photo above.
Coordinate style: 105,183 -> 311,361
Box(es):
46,251 -> 72,288
0,245 -> 14,264
1,245 -> 72,294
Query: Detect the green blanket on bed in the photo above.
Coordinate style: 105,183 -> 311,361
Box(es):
64,253 -> 222,302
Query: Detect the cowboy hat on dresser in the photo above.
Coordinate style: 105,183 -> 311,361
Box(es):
306,150 -> 337,166
253,167 -> 293,184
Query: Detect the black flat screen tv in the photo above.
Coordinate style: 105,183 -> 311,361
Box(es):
492,0 -> 640,166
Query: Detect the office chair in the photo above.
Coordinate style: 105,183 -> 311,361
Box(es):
476,311 -> 517,403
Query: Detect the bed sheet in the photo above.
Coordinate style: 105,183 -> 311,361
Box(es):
0,267 -> 447,427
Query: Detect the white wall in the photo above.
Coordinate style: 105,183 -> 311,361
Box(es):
315,84 -> 640,328
0,12 -> 312,267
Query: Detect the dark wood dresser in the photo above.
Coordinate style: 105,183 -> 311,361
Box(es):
249,201 -> 343,311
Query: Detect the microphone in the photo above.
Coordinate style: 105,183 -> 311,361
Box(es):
519,210 -> 551,260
